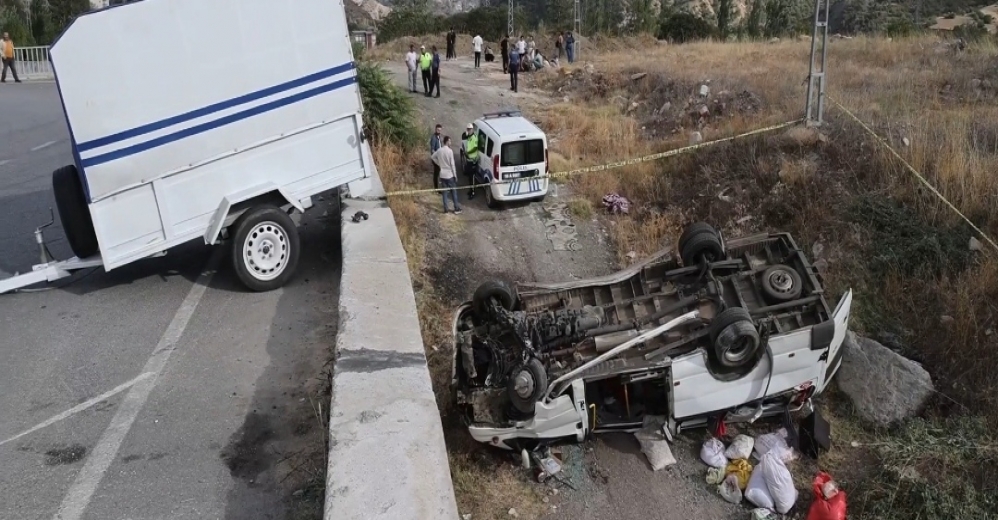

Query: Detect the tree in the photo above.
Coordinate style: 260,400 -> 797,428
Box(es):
627,0 -> 659,34
47,0 -> 90,39
0,2 -> 34,46
744,0 -> 765,38
714,0 -> 736,36
658,9 -> 716,42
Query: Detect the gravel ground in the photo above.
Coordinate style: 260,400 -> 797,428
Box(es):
381,54 -> 750,520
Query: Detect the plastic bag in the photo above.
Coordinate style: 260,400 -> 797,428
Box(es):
760,451 -> 797,514
725,458 -> 753,490
718,473 -> 743,505
754,428 -> 796,463
706,466 -> 726,485
745,466 -> 775,509
725,434 -> 755,460
700,437 -> 729,468
751,509 -> 778,520
806,472 -> 847,520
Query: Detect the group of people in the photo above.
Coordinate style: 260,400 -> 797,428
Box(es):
428,122 -> 482,213
405,44 -> 441,97
499,32 -> 576,92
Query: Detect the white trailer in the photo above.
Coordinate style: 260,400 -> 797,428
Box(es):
1,0 -> 375,294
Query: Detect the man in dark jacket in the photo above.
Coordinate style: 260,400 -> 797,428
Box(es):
429,45 -> 441,98
446,28 -> 456,59
430,124 -> 443,189
500,34 -> 509,73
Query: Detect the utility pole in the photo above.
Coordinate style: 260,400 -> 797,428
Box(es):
573,0 -> 581,60
804,0 -> 830,126
508,0 -> 514,37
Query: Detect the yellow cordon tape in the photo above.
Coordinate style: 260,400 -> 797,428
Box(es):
383,119 -> 803,198
829,96 -> 998,254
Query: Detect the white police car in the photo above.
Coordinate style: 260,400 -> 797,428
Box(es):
471,110 -> 550,209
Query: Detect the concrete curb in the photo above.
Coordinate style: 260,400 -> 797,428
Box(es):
325,166 -> 459,519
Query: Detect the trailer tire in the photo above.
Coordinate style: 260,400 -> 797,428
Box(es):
231,205 -> 300,292
678,222 -> 718,251
472,280 -> 518,318
709,307 -> 761,369
52,164 -> 99,259
680,230 -> 725,267
760,264 -> 803,303
507,358 -> 547,415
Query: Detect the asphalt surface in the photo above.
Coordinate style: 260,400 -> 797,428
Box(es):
0,82 -> 340,519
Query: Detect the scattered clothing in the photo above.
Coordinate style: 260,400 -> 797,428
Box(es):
602,193 -> 631,214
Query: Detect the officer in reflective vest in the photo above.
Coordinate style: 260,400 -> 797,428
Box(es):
463,124 -> 479,198
419,46 -> 432,95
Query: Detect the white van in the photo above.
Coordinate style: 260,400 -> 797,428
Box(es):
471,110 -> 549,209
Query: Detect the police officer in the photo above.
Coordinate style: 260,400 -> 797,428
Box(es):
462,123 -> 479,199
419,45 -> 432,95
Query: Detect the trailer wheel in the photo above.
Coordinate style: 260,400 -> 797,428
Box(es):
231,205 -> 300,292
709,307 -> 761,369
52,165 -> 99,259
507,358 -> 548,415
678,222 -> 718,251
472,280 -> 518,318
760,264 -> 803,303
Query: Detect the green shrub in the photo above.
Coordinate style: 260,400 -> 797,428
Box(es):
357,62 -> 421,150
658,11 -> 716,42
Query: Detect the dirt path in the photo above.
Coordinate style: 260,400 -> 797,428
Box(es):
380,55 -> 745,520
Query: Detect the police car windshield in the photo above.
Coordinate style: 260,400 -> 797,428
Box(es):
500,139 -> 544,167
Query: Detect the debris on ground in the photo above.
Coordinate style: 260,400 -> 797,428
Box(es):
633,415 -> 677,471
718,473 -> 743,504
751,508 -> 778,520
753,428 -> 796,463
759,451 -> 797,514
806,472 -> 847,520
725,458 -> 753,490
837,331 -> 934,427
745,459 -> 775,509
602,193 -> 631,214
724,434 -> 755,460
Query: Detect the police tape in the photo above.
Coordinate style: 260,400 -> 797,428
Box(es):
382,119 -> 804,198
829,96 -> 998,254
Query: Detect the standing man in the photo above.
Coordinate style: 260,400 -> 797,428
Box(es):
500,34 -> 510,73
556,33 -> 564,62
472,34 -> 483,68
446,28 -> 456,59
1,32 -> 20,83
430,124 -> 443,189
566,32 -> 576,63
419,45 -> 432,95
527,35 -> 536,62
431,136 -> 462,214
516,35 -> 526,71
463,123 -> 479,199
405,44 -> 418,93
429,45 -> 441,98
509,50 -> 520,93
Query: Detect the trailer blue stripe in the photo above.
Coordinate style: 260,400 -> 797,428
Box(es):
76,62 -> 356,152
79,76 -> 357,168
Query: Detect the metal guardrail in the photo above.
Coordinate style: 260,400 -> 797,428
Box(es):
13,46 -> 53,80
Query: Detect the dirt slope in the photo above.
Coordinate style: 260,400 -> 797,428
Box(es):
378,53 -> 746,520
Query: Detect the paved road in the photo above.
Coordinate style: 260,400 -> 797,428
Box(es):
0,83 -> 339,520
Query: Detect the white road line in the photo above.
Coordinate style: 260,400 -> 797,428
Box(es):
53,250 -> 222,520
0,373 -> 153,448
31,141 -> 57,152
0,160 -> 10,167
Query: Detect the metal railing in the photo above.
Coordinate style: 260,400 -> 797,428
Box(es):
12,46 -> 53,80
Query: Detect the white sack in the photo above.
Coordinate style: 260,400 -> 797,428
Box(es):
700,437 -> 728,468
760,451 -> 797,514
725,434 -> 755,460
754,428 -> 796,463
744,466 -> 775,510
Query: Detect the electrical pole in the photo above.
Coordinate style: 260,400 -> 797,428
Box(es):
573,0 -> 581,60
508,0 -> 514,37
804,0 -> 830,126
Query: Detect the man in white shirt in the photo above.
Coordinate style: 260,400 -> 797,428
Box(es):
404,44 -> 418,93
431,136 -> 462,214
516,36 -> 526,71
472,34 -> 483,69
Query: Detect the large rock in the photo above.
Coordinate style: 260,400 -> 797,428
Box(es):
836,331 -> 934,427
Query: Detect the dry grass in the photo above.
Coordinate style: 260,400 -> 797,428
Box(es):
526,33 -> 998,516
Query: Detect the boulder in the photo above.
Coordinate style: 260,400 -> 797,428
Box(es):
836,332 -> 934,428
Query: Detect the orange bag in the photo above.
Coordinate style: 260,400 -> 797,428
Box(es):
806,472 -> 847,520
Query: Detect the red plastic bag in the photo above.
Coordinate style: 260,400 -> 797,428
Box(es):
806,472 -> 847,520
